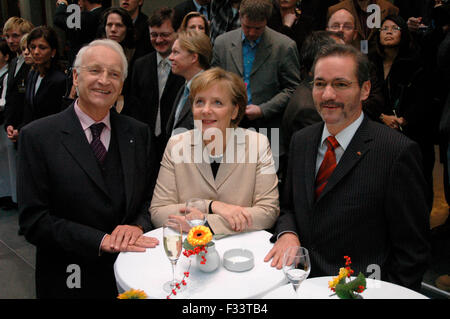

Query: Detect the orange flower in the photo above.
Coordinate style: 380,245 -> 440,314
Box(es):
187,225 -> 213,246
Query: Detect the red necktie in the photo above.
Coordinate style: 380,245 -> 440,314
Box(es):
315,136 -> 339,199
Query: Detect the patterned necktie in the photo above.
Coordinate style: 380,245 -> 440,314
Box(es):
156,60 -> 170,137
315,136 -> 339,199
90,123 -> 107,164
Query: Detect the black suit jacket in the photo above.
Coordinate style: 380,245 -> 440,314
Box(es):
17,105 -> 157,298
54,5 -> 105,65
127,52 -> 185,159
133,11 -> 153,60
3,57 -> 31,130
166,83 -> 194,138
274,116 -> 430,291
20,67 -> 67,130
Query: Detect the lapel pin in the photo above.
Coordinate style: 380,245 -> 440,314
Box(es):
130,139 -> 134,144
356,151 -> 362,156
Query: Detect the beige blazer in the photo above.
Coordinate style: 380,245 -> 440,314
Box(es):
150,128 -> 280,234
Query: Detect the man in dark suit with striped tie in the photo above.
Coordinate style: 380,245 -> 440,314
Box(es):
265,44 -> 430,292
17,39 -> 159,298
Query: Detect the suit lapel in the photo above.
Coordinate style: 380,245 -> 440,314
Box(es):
214,130 -> 244,189
317,118 -> 372,201
111,111 -> 135,215
305,124 -> 323,208
251,29 -> 272,76
190,131 -> 216,190
60,105 -> 110,197
230,33 -> 244,76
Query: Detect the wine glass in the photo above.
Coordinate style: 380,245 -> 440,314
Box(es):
185,198 -> 207,228
282,246 -> 311,297
163,219 -> 183,293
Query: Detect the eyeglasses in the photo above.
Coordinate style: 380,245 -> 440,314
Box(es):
150,31 -> 174,39
328,24 -> 355,31
311,79 -> 357,91
380,26 -> 401,32
78,65 -> 123,80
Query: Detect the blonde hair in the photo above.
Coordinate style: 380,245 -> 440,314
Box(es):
177,30 -> 212,69
190,67 -> 247,127
3,17 -> 34,35
19,33 -> 29,51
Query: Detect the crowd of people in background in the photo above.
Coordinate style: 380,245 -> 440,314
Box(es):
0,0 -> 449,297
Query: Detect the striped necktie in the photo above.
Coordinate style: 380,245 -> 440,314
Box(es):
90,123 -> 107,164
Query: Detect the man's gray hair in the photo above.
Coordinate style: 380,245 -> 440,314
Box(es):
73,39 -> 128,81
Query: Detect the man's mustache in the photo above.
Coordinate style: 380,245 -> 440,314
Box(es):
320,101 -> 344,108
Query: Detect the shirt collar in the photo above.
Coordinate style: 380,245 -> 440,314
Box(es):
74,99 -> 111,132
186,69 -> 204,89
193,0 -> 205,12
241,31 -> 262,47
320,112 -> 364,151
156,52 -> 171,67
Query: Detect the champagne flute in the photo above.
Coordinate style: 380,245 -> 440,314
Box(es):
185,198 -> 207,228
282,246 -> 311,297
163,219 -> 183,293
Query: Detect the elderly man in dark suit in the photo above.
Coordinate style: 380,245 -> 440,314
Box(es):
18,39 -> 159,299
128,7 -> 184,161
265,44 -> 430,292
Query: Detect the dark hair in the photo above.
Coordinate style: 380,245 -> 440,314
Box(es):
375,15 -> 417,58
27,26 -> 60,72
312,44 -> 370,87
300,31 -> 342,78
0,39 -> 13,63
102,7 -> 136,49
239,0 -> 273,22
148,7 -> 176,29
180,11 -> 210,35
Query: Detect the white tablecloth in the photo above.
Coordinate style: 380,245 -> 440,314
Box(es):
114,229 -> 286,299
262,276 -> 428,299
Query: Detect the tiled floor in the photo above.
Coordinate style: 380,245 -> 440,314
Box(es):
1,149 -> 449,299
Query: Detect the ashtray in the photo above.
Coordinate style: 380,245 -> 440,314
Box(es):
223,248 -> 254,272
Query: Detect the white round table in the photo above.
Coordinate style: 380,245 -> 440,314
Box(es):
114,229 -> 286,299
262,277 -> 428,299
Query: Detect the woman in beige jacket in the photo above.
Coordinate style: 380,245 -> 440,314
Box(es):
150,67 -> 280,235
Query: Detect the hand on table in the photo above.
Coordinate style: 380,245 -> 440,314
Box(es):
212,201 -> 252,232
264,232 -> 300,269
101,225 -> 159,253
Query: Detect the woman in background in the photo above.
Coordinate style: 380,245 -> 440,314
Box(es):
19,26 -> 66,130
180,11 -> 210,35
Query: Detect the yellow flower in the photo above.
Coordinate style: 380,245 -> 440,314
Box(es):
117,289 -> 148,299
187,225 -> 213,247
328,268 -> 349,289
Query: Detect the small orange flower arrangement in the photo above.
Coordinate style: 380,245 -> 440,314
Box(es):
328,256 -> 366,299
117,288 -> 148,299
182,225 -> 214,264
